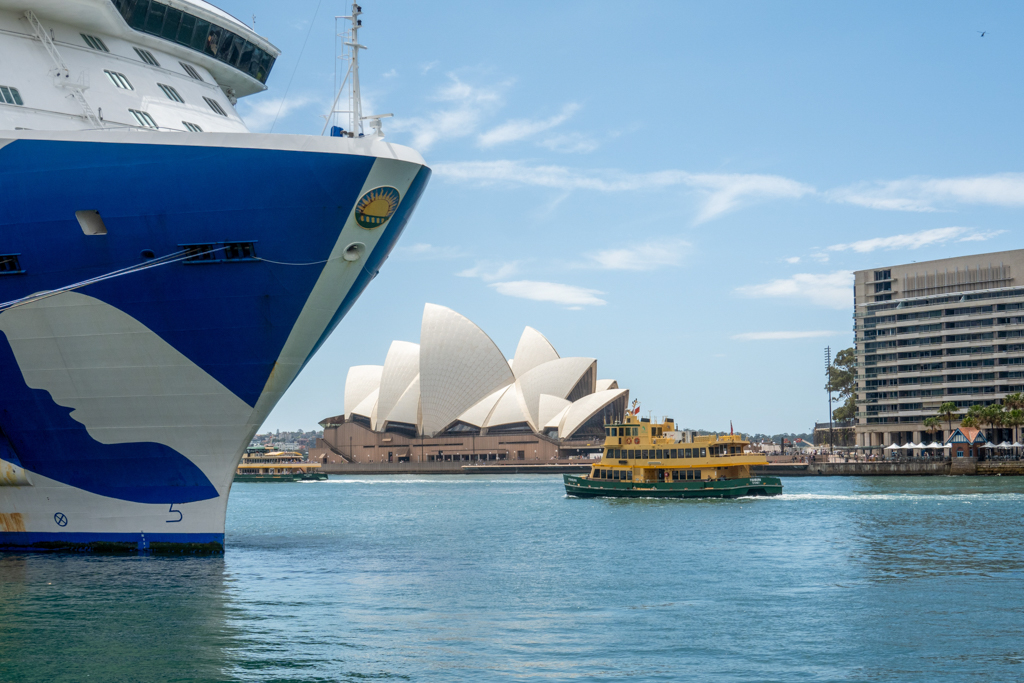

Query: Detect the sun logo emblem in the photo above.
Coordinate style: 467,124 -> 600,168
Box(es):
354,186 -> 401,229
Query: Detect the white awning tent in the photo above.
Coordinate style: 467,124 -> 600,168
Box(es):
1012,442 -> 1024,448
885,444 -> 901,450
926,442 -> 944,449
997,441 -> 1012,448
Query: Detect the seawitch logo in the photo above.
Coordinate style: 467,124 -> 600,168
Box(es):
355,186 -> 401,229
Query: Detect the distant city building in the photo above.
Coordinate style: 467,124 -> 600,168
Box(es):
854,249 -> 1024,449
311,304 -> 630,464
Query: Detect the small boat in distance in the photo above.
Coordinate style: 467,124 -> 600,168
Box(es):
563,414 -> 781,498
234,447 -> 327,483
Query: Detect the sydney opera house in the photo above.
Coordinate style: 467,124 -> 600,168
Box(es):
311,304 -> 629,466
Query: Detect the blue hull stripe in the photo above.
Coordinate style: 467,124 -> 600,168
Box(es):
0,531 -> 224,549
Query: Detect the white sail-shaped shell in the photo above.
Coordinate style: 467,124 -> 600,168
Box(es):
386,375 -> 421,427
558,389 -> 629,439
419,303 -> 514,436
344,365 -> 383,419
376,341 -> 420,428
511,326 -> 559,378
515,357 -> 596,429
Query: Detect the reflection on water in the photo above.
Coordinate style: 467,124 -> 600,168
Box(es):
0,476 -> 1021,682
0,555 -> 236,683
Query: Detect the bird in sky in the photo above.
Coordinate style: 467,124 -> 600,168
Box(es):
978,30 -> 987,37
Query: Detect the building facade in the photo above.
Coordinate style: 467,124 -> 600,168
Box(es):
854,249 -> 1024,449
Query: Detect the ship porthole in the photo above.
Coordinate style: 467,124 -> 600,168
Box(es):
343,242 -> 365,262
140,249 -> 156,260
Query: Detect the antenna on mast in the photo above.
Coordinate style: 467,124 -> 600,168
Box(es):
323,3 -> 392,138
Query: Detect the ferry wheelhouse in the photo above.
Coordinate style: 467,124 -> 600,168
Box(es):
563,415 -> 782,498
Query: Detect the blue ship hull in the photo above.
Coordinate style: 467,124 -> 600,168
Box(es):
0,132 -> 429,551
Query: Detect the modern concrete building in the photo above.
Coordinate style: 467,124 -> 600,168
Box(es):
311,304 -> 630,466
854,248 -> 1024,450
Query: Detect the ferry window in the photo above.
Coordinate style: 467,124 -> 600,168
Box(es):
626,471 -> 632,480
0,254 -> 23,274
129,109 -> 158,128
180,62 -> 204,82
204,97 -> 228,116
612,471 -> 619,480
0,87 -> 23,106
700,448 -> 707,457
81,34 -> 109,52
134,47 -> 160,66
632,428 -> 638,436
158,84 -> 184,103
105,71 -> 134,90
182,121 -> 203,132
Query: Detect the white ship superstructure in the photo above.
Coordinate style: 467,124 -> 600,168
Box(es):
0,1 -> 430,552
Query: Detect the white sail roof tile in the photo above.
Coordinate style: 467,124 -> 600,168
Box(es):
419,304 -> 514,436
538,394 -> 572,430
386,375 -> 420,427
351,387 -> 379,420
344,365 -> 383,419
483,385 -> 529,429
512,326 -> 559,378
376,341 -> 420,427
596,379 -> 619,391
456,385 -> 508,427
516,357 -> 596,429
559,389 -> 628,439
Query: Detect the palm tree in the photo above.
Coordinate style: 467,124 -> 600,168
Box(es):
1005,409 -> 1024,460
983,404 -> 1005,442
1003,393 -> 1024,442
938,401 -> 960,438
961,414 -> 979,429
922,416 -> 941,459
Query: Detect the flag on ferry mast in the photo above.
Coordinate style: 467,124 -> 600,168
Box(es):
730,421 -> 734,435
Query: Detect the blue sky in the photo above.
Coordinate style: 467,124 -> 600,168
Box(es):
221,0 -> 1024,434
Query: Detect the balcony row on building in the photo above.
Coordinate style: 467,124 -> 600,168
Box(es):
853,250 -> 1024,450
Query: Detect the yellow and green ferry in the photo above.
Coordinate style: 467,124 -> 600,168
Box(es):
563,415 -> 782,499
234,448 -> 328,483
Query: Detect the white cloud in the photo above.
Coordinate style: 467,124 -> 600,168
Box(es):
785,256 -> 801,264
732,330 -> 840,341
457,260 -> 521,281
539,132 -> 600,154
735,271 -> 854,310
477,103 -> 579,148
394,243 -> 466,260
389,75 -> 507,151
958,230 -> 1006,242
433,160 -> 813,222
829,173 -> 1024,212
826,226 -> 1001,253
239,95 -> 315,131
383,68 -> 398,79
582,239 -> 690,271
489,280 -> 606,307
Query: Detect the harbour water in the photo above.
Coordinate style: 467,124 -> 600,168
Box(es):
1,475 -> 1021,682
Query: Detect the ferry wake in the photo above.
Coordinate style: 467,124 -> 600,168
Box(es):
0,1 -> 429,552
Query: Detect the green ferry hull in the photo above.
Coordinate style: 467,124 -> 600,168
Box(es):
563,474 -> 782,499
233,473 -> 328,483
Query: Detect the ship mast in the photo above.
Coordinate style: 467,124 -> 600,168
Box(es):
323,3 -> 391,138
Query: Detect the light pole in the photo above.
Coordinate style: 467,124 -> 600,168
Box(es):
825,346 -> 834,457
